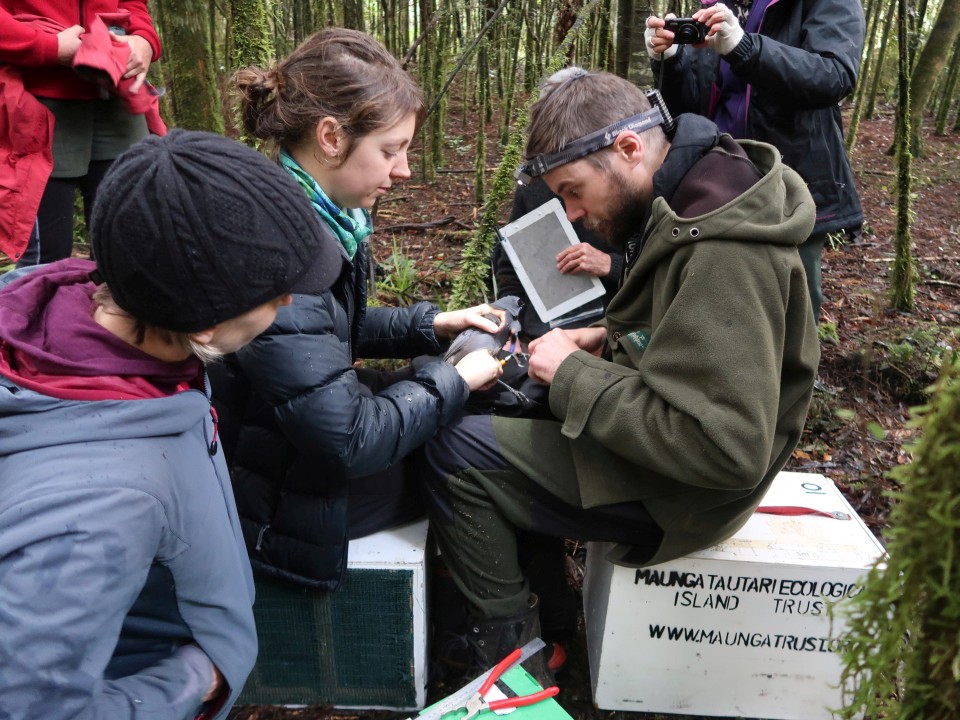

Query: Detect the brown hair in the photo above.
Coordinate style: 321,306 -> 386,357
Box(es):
233,28 -> 425,159
525,67 -> 667,169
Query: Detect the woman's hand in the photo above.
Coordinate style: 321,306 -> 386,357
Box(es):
454,349 -> 503,391
434,304 -> 504,339
57,26 -> 84,65
114,34 -> 154,93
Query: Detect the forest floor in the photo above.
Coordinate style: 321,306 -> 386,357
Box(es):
231,102 -> 960,720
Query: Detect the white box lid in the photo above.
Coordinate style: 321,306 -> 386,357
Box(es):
686,472 -> 886,569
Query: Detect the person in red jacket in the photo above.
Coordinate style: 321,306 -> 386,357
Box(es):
0,0 -> 161,265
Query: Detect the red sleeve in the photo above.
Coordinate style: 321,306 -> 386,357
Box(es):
0,8 -> 60,66
117,0 -> 161,60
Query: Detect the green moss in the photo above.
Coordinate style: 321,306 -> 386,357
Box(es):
838,361 -> 960,719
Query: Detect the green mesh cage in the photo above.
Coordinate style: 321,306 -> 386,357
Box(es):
239,568 -> 418,708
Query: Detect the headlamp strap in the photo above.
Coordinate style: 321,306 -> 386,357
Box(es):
515,89 -> 676,184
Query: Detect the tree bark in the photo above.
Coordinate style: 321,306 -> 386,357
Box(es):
154,0 -> 224,133
907,0 -> 960,155
890,0 -> 915,311
934,44 -> 960,134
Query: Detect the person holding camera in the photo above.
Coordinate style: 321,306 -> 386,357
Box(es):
645,0 -> 865,324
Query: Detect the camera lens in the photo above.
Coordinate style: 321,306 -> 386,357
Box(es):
676,25 -> 699,43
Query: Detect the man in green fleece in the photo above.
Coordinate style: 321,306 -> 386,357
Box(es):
419,67 -> 819,682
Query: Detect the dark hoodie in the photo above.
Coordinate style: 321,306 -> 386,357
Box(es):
0,259 -> 201,399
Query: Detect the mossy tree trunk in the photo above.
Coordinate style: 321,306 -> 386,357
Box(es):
906,0 -> 960,155
934,43 -> 960,134
230,0 -> 274,70
154,0 -> 224,132
594,0 -> 613,71
890,0 -> 916,311
229,0 -> 274,144
614,0 -> 633,78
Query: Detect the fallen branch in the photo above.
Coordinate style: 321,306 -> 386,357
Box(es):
920,279 -> 960,289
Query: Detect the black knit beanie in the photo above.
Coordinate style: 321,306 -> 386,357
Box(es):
90,129 -> 342,332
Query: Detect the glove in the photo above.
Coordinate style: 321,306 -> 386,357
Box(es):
704,3 -> 744,56
645,16 -> 679,61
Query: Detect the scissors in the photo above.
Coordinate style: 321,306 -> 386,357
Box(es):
459,648 -> 560,720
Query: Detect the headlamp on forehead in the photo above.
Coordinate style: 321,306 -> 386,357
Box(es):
514,89 -> 677,186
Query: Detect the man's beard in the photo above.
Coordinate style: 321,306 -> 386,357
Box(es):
583,172 -> 649,248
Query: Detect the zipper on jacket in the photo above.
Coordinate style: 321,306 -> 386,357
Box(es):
207,405 -> 219,455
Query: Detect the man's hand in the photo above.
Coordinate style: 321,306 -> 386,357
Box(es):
434,304 -> 503,339
454,349 -> 503,391
57,26 -> 84,65
644,14 -> 679,60
560,326 -> 607,356
556,243 -> 612,277
114,34 -> 154,93
527,329 -> 581,385
695,2 -> 744,56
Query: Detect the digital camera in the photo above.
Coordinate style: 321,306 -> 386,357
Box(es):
664,18 -> 708,44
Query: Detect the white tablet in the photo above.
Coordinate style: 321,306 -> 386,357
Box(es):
498,198 -> 606,323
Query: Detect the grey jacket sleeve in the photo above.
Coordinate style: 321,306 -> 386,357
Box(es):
0,487 -> 211,720
724,1 -> 864,108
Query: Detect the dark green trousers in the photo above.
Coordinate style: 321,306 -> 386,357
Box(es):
418,414 -> 662,618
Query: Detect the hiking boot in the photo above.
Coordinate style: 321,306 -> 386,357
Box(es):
429,555 -> 472,684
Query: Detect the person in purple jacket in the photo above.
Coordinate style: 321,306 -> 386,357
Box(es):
645,0 -> 865,323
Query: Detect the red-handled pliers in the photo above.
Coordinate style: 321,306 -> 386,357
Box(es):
460,648 -> 560,720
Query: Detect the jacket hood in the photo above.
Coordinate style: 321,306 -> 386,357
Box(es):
0,377 -> 211,457
636,114 -> 815,271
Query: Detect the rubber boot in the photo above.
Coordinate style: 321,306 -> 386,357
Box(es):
466,593 -> 554,689
519,532 -> 579,643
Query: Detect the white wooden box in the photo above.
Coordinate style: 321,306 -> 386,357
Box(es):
239,519 -> 429,710
583,472 -> 885,719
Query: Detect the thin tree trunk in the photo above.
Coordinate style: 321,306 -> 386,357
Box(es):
615,0 -> 633,78
866,0 -> 897,119
890,0 -> 916,311
934,43 -> 960,134
847,0 -> 885,151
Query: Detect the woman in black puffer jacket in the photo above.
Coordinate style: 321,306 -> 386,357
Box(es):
211,28 -> 504,591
